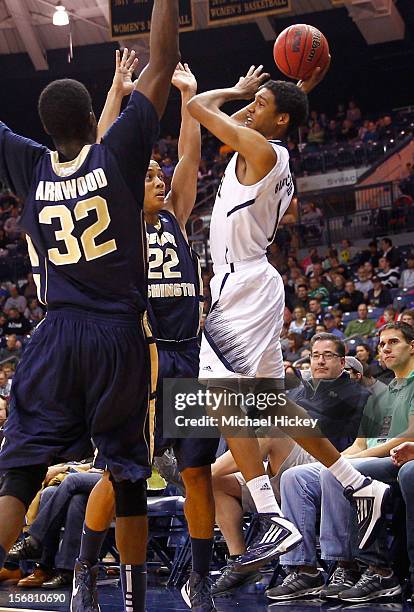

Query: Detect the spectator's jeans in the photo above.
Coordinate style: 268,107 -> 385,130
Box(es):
29,472 -> 102,572
279,458 -> 400,568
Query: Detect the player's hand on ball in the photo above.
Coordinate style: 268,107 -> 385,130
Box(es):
112,48 -> 139,97
172,62 -> 197,95
233,65 -> 271,100
297,54 -> 331,94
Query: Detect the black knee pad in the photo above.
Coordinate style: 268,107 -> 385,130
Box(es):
0,464 -> 48,510
110,476 -> 147,517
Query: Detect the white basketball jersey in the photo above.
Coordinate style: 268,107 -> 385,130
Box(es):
209,141 -> 294,266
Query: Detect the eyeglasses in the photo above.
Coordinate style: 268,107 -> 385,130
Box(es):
310,352 -> 341,361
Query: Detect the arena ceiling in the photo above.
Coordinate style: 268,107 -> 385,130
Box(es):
0,0 -> 409,71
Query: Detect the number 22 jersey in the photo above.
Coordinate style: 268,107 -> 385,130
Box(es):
0,90 -> 159,315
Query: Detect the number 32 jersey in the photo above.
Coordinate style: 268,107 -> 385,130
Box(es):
0,91 -> 159,315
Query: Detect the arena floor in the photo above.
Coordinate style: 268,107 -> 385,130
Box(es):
0,580 -> 408,612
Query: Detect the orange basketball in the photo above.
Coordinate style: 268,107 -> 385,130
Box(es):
273,24 -> 330,81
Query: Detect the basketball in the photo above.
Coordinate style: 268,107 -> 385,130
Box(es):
273,24 -> 330,81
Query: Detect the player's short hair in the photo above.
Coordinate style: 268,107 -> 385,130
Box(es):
260,80 -> 309,134
310,332 -> 345,357
38,79 -> 93,142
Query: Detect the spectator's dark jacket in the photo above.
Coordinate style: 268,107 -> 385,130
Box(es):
338,290 -> 364,312
288,372 -> 370,451
367,287 -> 392,308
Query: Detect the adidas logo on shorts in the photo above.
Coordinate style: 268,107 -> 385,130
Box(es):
260,483 -> 272,491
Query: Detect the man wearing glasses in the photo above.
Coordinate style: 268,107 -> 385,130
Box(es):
211,333 -> 369,596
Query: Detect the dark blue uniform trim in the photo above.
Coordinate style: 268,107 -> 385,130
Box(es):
210,273 -> 230,313
226,198 -> 256,217
203,327 -> 235,373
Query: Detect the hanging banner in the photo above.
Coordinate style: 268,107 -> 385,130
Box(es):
109,0 -> 194,40
208,0 -> 291,26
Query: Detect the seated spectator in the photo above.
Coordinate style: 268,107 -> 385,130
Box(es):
336,103 -> 346,122
300,203 -> 323,240
302,312 -> 317,341
346,100 -> 361,123
323,312 -> 345,339
4,285 -> 26,315
339,239 -> 357,265
358,119 -> 369,141
3,207 -> 21,241
3,307 -> 31,336
0,367 -> 11,397
338,119 -> 358,142
0,312 -> 7,337
0,334 -> 22,362
363,120 -> 379,143
24,298 -> 44,324
292,284 -> 309,311
338,280 -> 364,312
308,277 -> 329,308
400,255 -> 414,289
376,305 -> 397,329
211,333 -> 369,596
325,119 -> 340,143
354,265 -> 373,300
367,275 -> 392,308
267,323 -> 414,602
288,306 -> 306,334
400,309 -> 414,327
360,241 -> 380,268
329,274 -> 347,306
307,122 -> 325,145
378,115 -> 395,140
344,303 -> 376,338
308,297 -> 324,324
355,342 -> 374,367
6,464 -> 104,589
284,333 -> 304,364
380,237 -> 401,269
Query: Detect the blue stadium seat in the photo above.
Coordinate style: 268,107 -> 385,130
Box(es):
342,311 -> 359,323
367,307 -> 384,320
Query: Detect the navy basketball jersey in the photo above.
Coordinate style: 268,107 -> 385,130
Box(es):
146,210 -> 202,342
0,91 -> 159,315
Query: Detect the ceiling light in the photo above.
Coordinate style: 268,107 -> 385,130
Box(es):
53,2 -> 69,26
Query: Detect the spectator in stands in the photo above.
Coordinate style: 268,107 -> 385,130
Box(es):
24,298 -> 44,324
363,121 -> 379,144
377,256 -> 400,288
344,303 -> 376,338
307,122 -> 325,145
354,265 -> 373,300
3,362 -> 15,381
300,203 -> 323,241
376,305 -> 397,329
308,297 -> 324,324
0,334 -> 22,362
288,307 -> 306,334
22,273 -> 38,300
346,101 -> 361,123
323,312 -> 345,340
360,241 -> 380,268
400,255 -> 414,289
3,207 -> 21,241
338,119 -> 358,142
355,343 -> 374,367
267,322 -> 414,602
336,103 -> 346,122
339,280 -> 364,312
4,285 -> 26,315
0,397 -> 6,428
284,333 -> 304,364
344,355 -> 363,382
378,115 -> 395,141
211,334 -> 370,597
308,277 -> 329,308
380,237 -> 401,268
3,307 -> 31,336
367,275 -> 392,308
339,239 -> 356,265
329,275 -> 346,306
0,368 -> 11,399
325,119 -> 340,144
0,312 -> 7,337
358,119 -> 369,142
400,309 -> 414,327
292,284 -> 310,310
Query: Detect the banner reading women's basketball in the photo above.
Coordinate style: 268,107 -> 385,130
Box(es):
208,0 -> 291,25
109,0 -> 194,40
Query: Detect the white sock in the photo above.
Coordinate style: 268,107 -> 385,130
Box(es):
246,475 -> 282,514
328,456 -> 366,489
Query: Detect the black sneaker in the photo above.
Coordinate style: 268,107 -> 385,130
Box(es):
343,477 -> 390,549
70,559 -> 100,612
266,570 -> 324,600
339,568 -> 402,602
181,571 -> 216,611
320,566 -> 361,599
233,514 -> 302,573
7,535 -> 42,563
211,560 -> 261,596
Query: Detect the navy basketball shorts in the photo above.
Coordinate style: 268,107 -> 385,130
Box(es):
0,308 -> 154,483
154,339 -> 219,473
